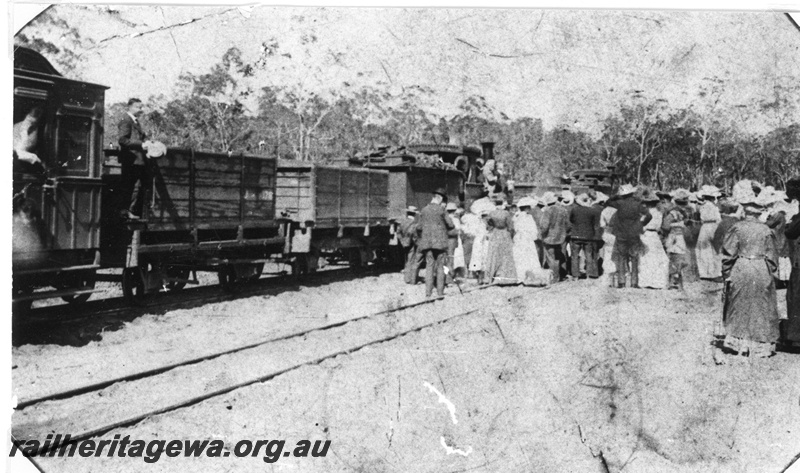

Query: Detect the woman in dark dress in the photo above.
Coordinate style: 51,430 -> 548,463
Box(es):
720,195 -> 780,358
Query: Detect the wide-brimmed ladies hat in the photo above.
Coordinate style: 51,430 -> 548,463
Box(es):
576,193 -> 594,207
640,188 -> 660,203
618,184 -> 637,196
560,190 -> 575,205
540,191 -> 558,206
698,185 -> 721,198
671,188 -> 691,202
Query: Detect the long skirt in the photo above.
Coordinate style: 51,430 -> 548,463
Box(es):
638,231 -> 669,289
469,230 -> 488,273
484,229 -> 517,285
723,258 -> 780,352
513,233 -> 542,283
601,232 -> 616,275
696,222 -> 722,279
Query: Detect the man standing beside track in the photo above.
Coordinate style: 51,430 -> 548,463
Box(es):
416,188 -> 455,298
398,206 -> 421,284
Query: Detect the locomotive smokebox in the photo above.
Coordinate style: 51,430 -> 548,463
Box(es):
480,141 -> 495,161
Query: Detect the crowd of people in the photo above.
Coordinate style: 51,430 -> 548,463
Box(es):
396,176 -> 800,360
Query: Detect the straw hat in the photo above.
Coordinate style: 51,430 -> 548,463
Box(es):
445,202 -> 458,211
144,140 -> 167,158
406,205 -> 418,215
560,190 -> 575,205
618,184 -> 637,196
594,192 -> 609,204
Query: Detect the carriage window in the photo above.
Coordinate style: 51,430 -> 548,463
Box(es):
57,116 -> 92,175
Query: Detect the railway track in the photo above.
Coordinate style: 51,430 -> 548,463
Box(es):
13,282 -> 524,456
15,264 -> 389,332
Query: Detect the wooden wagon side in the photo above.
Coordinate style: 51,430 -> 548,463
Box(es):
275,161 -> 391,269
101,149 -> 285,301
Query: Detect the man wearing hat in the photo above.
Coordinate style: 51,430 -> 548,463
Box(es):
398,206 -> 421,285
609,184 -> 651,288
569,193 -> 600,278
539,191 -> 569,283
416,188 -> 455,297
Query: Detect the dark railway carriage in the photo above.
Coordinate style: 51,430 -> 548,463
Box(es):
101,148 -> 285,301
12,47 -> 107,309
275,161 -> 390,270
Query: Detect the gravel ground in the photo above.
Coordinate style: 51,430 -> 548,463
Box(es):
14,275 -> 800,473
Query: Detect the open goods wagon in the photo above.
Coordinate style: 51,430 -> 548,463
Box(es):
12,47 -> 107,310
275,160 -> 391,271
101,148 -> 285,301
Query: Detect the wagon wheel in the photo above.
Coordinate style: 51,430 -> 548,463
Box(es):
347,248 -> 366,272
246,263 -> 264,282
12,285 -> 33,315
60,271 -> 96,305
291,255 -> 309,279
217,265 -> 240,293
164,267 -> 190,292
122,267 -> 147,305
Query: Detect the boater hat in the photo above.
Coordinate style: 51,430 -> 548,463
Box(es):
517,196 -> 536,209
406,206 -> 418,214
446,202 -> 458,211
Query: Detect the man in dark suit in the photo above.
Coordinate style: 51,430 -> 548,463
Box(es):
118,98 -> 150,219
416,188 -> 455,297
609,184 -> 652,288
570,193 -> 600,278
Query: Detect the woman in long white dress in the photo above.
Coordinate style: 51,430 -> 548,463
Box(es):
513,197 -> 542,283
696,185 -> 723,280
597,193 -> 617,286
467,198 -> 493,283
638,191 -> 669,289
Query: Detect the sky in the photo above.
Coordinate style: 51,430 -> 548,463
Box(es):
15,6 -> 800,136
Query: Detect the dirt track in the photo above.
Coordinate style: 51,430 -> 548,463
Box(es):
14,275 -> 800,472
